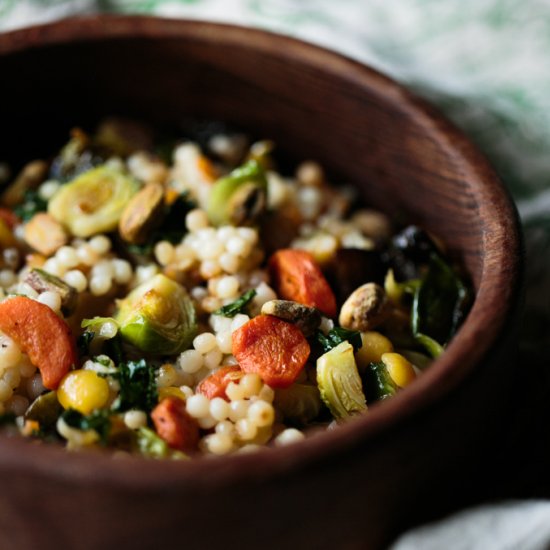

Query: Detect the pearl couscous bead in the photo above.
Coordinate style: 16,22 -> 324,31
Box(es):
200,260 -> 222,279
0,334 -> 22,370
112,259 -> 133,285
215,276 -> 239,299
215,331 -> 233,354
3,367 -> 20,389
26,373 -> 45,400
64,270 -> 87,292
156,364 -> 178,388
230,314 -> 249,333
219,252 -> 239,274
179,385 -> 194,400
89,276 -> 112,296
198,415 -> 217,430
226,236 -> 250,258
37,291 -> 62,313
0,269 -> 16,287
18,356 -> 36,378
204,432 -> 233,455
247,400 -> 275,427
124,410 -> 148,430
209,397 -> 230,421
186,209 -> 209,232
226,382 -> 245,402
41,259 -> 63,277
235,418 -> 258,441
178,350 -> 203,374
0,379 -> 13,402
38,180 -> 61,200
89,235 -> 111,255
76,245 -> 99,266
239,373 -> 263,398
274,428 -> 305,446
56,246 -> 79,269
154,241 -> 175,266
203,348 -> 222,370
258,385 -> 275,404
99,321 -> 118,339
193,333 -> 218,355
215,420 -> 235,437
186,394 -> 210,418
228,399 -> 249,422
5,395 -> 29,417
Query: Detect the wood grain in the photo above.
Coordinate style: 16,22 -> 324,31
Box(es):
0,16 -> 522,550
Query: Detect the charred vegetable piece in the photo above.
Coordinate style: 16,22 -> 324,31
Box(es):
1,160 -> 47,208
274,383 -> 322,425
119,182 -> 165,244
151,396 -> 199,453
214,289 -> 256,318
115,274 -> 197,355
207,159 -> 267,226
24,213 -> 68,256
24,268 -> 77,316
261,300 -> 322,337
411,253 -> 471,357
232,315 -> 310,389
269,249 -> 337,318
0,296 -> 78,390
57,370 -> 110,414
325,248 -> 386,306
25,391 -> 63,429
339,283 -> 390,332
316,341 -> 367,419
48,166 -> 140,237
363,361 -> 398,402
196,366 -> 243,400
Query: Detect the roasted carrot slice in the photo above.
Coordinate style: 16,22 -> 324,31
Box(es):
196,365 -> 243,401
151,396 -> 199,453
269,249 -> 337,318
0,296 -> 77,389
232,315 -> 310,389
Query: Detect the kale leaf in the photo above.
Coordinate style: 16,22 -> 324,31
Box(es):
111,359 -> 158,413
316,327 -> 362,353
61,408 -> 112,445
214,289 -> 257,318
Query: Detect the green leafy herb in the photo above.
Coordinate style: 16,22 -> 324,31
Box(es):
61,408 -> 112,445
13,189 -> 48,222
363,361 -> 398,402
111,359 -> 158,413
214,289 -> 257,318
77,330 -> 94,357
316,327 -> 362,353
411,253 -> 471,357
136,427 -> 188,460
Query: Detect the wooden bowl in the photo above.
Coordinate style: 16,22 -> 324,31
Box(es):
0,16 -> 522,550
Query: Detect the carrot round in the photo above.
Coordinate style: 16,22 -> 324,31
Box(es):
269,249 -> 337,318
151,396 -> 199,453
0,296 -> 77,389
232,315 -> 310,389
196,365 -> 243,401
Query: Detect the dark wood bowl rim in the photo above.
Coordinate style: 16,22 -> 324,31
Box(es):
0,15 -> 522,489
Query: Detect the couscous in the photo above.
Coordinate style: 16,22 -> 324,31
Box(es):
0,119 -> 471,458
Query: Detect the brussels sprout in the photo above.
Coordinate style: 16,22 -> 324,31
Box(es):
274,383 -> 322,425
48,166 -> 140,237
316,341 -> 367,420
115,274 -> 197,355
207,159 -> 267,226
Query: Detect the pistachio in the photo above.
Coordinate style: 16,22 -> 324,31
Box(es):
1,160 -> 48,207
261,299 -> 321,337
24,213 -> 68,256
118,182 -> 165,244
24,268 -> 78,316
339,283 -> 390,332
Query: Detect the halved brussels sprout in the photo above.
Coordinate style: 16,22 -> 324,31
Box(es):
274,383 -> 322,425
207,159 -> 267,226
316,341 -> 367,420
115,274 -> 197,355
48,166 -> 140,237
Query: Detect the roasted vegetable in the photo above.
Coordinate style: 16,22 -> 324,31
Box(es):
316,341 -> 367,419
24,268 -> 77,316
25,391 -> 63,429
363,361 -> 398,402
232,315 -> 310,389
136,426 -> 188,460
354,331 -> 394,371
115,274 -> 197,355
0,296 -> 78,390
207,159 -> 267,226
151,396 -> 199,453
196,366 -> 243,400
274,383 -> 322,425
315,327 -> 362,354
61,408 -> 112,445
48,166 -> 140,237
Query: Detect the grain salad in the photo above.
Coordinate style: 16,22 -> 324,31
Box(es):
0,119 -> 471,458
